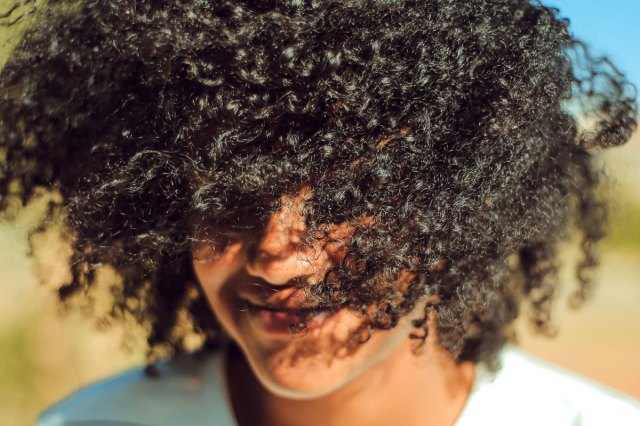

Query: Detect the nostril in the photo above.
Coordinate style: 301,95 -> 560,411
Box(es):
245,228 -> 307,264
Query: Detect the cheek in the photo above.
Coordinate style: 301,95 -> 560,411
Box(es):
193,242 -> 244,284
192,244 -> 245,326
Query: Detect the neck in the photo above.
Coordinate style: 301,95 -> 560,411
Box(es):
227,337 -> 475,426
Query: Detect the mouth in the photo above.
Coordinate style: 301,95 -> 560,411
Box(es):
242,300 -> 343,335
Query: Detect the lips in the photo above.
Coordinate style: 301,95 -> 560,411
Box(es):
238,285 -> 342,334
245,302 -> 341,334
237,282 -> 319,311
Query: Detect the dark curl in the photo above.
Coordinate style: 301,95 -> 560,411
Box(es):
0,0 -> 636,365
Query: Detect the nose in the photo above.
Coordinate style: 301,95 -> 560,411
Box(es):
245,192 -> 328,286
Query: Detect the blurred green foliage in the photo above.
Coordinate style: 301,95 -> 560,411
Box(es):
0,0 -> 34,68
0,323 -> 38,393
0,319 -> 42,426
607,198 -> 640,250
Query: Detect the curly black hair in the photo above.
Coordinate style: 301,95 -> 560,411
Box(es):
0,0 -> 636,366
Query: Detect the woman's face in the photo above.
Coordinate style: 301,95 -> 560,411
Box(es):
192,190 -> 418,399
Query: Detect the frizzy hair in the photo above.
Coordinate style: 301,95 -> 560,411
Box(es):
0,0 -> 636,365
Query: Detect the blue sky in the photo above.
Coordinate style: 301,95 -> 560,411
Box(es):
544,0 -> 640,89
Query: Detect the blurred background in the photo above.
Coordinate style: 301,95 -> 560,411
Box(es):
1,1 -> 639,425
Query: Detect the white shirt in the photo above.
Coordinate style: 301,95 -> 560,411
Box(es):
37,346 -> 640,425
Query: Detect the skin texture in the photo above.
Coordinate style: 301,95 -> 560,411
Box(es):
193,190 -> 474,425
0,0 -> 637,376
193,190 -> 415,397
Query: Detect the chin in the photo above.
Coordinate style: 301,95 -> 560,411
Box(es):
235,318 -> 412,400
251,343 -> 367,399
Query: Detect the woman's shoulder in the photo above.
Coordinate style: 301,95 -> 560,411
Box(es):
457,345 -> 640,425
36,350 -> 236,426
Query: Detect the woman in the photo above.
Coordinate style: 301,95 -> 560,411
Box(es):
1,0 -> 638,424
